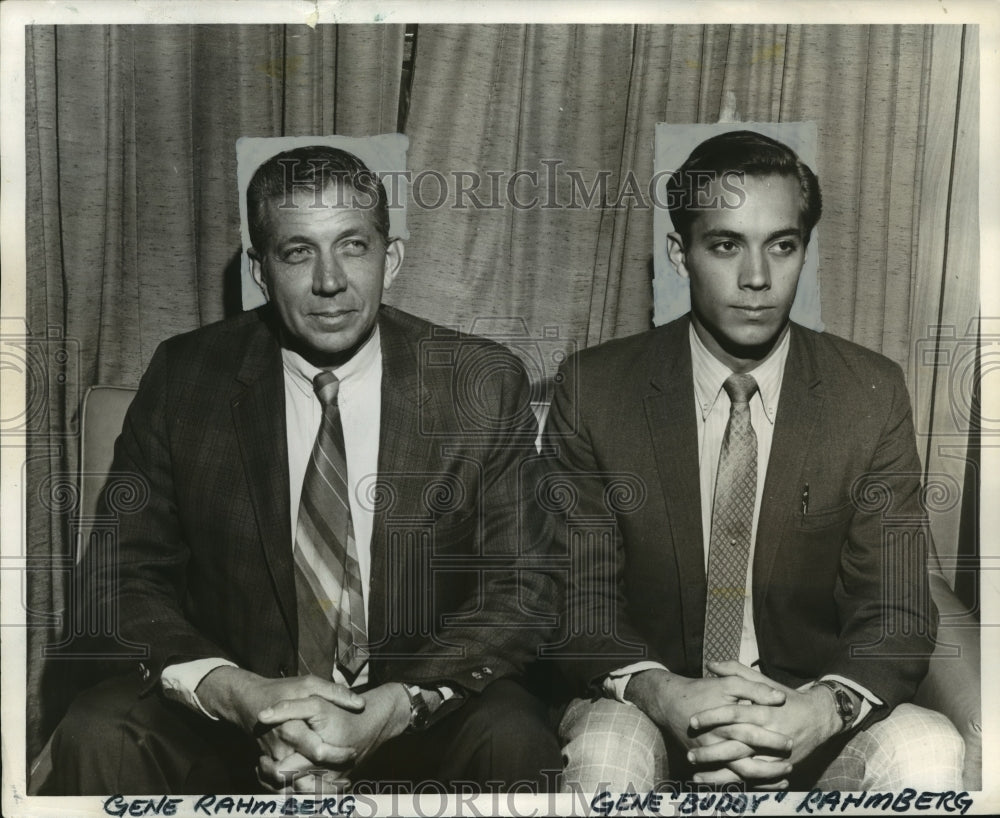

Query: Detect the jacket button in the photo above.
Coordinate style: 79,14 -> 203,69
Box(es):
482,667 -> 492,675
138,663 -> 150,681
278,665 -> 288,677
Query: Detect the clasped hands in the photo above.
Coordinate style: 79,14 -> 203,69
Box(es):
626,661 -> 842,789
197,668 -> 410,793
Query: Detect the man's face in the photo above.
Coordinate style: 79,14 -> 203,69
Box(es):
667,173 -> 807,372
250,183 -> 402,367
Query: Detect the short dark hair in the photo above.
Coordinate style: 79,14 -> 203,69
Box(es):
666,130 -> 822,244
246,145 -> 390,252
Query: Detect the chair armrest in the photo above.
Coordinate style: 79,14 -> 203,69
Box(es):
912,574 -> 981,790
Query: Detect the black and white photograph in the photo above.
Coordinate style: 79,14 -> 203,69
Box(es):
1,2 -> 996,815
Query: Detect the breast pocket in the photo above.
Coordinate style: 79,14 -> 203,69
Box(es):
793,501 -> 854,532
780,502 -> 852,607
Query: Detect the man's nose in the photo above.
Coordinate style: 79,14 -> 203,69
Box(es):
739,249 -> 771,290
313,252 -> 347,295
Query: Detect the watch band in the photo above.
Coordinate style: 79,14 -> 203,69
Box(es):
403,684 -> 430,732
814,679 -> 856,730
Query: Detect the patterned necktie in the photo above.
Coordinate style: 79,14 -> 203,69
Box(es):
293,371 -> 368,681
703,372 -> 759,674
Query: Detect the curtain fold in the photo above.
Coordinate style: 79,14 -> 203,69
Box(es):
23,22 -> 978,763
391,24 -> 644,372
25,24 -> 68,759
908,25 -> 980,583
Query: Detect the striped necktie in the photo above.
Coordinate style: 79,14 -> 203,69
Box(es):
293,371 -> 368,681
703,372 -> 759,673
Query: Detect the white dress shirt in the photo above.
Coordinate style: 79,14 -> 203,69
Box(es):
283,328 -> 382,627
282,328 -> 383,689
691,321 -> 787,669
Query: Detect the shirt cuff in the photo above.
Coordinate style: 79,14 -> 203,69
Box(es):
406,684 -> 461,715
820,674 -> 882,728
602,661 -> 670,704
161,658 -> 238,720
798,675 -> 883,729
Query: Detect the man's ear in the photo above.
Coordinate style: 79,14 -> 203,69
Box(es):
248,249 -> 269,299
666,232 -> 689,279
382,238 -> 404,291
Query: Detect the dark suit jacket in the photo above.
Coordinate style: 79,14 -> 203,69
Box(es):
544,315 -> 936,726
85,304 -> 557,696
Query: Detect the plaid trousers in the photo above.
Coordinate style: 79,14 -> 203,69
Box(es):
559,697 -> 964,793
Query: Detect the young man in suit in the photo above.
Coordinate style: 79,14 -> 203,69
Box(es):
46,146 -> 561,794
547,131 -> 963,791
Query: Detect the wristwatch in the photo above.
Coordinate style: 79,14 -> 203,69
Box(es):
813,679 -> 856,730
403,684 -> 431,732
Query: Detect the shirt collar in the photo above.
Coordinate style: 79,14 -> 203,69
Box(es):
689,322 -> 791,424
281,325 -> 382,400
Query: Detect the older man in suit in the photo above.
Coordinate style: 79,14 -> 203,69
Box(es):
46,145 -> 561,794
548,131 -> 963,791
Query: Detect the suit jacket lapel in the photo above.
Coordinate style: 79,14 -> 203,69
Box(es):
367,309 -> 434,654
644,317 -> 706,669
753,325 -> 823,619
230,313 -> 296,643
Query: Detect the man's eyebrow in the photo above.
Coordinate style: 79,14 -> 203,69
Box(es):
700,229 -> 745,241
275,234 -> 317,246
699,227 -> 803,242
765,227 -> 803,242
275,227 -> 373,246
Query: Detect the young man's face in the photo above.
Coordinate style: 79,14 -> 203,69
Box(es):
250,183 -> 402,367
667,173 -> 807,372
